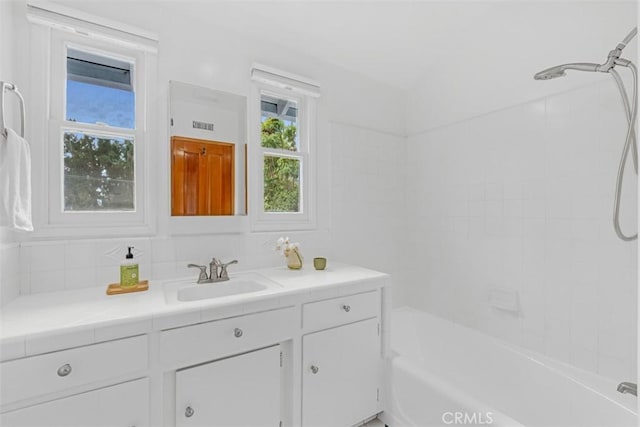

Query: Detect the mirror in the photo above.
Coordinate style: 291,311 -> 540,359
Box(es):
169,81 -> 247,216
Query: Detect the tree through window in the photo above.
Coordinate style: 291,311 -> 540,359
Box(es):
260,95 -> 302,213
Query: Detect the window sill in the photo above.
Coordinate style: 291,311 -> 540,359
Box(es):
24,223 -> 155,240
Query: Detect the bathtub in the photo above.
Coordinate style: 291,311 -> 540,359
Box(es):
381,307 -> 637,427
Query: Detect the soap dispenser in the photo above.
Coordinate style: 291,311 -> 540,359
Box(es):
120,246 -> 139,288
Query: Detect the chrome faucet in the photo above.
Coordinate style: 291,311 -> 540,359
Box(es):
617,382 -> 637,396
188,258 -> 238,284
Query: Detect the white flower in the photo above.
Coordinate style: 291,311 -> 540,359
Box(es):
275,236 -> 299,257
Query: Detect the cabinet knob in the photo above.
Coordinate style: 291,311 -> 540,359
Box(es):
342,304 -> 351,312
310,365 -> 319,374
57,363 -> 72,377
234,328 -> 243,338
185,406 -> 194,418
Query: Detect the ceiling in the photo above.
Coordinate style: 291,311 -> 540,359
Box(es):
49,0 -> 637,92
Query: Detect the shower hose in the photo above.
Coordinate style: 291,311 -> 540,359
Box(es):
610,60 -> 638,241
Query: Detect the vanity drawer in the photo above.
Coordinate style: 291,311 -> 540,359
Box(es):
303,290 -> 380,332
159,306 -> 296,369
1,378 -> 149,427
0,335 -> 148,406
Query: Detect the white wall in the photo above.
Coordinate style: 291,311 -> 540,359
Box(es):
330,122 -> 407,307
0,0 -> 21,305
0,1 -> 15,105
404,78 -> 638,381
8,1 -> 406,298
406,1 -> 638,133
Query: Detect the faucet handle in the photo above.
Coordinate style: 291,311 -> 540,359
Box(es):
219,260 -> 238,280
188,264 -> 209,283
618,382 -> 637,396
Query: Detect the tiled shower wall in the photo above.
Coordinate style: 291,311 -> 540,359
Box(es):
404,79 -> 638,381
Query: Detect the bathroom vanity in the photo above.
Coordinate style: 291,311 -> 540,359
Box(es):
0,264 -> 390,427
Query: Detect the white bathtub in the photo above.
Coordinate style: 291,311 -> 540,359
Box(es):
381,307 -> 637,427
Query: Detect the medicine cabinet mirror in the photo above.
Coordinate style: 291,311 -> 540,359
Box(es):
169,81 -> 247,216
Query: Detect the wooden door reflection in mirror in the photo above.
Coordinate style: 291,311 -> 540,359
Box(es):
171,136 -> 234,216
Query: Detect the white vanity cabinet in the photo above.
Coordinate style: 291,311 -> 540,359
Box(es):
175,345 -> 281,427
1,378 -> 149,427
0,335 -> 148,406
0,266 -> 389,427
159,307 -> 295,369
161,307 -> 296,427
301,291 -> 383,427
0,335 -> 149,427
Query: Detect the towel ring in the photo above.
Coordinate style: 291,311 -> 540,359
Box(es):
0,81 -> 26,138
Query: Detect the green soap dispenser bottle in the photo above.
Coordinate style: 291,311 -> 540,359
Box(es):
120,246 -> 139,288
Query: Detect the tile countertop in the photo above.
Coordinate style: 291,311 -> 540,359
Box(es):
0,263 -> 389,361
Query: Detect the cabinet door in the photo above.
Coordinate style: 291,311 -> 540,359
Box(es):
176,345 -> 281,427
0,378 -> 148,427
302,318 -> 381,427
171,136 -> 234,216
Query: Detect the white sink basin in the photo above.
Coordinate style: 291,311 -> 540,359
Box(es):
164,272 -> 280,303
178,280 -> 267,302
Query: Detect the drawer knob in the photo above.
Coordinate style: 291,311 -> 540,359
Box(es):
342,304 -> 351,312
310,365 -> 319,374
57,363 -> 72,377
234,328 -> 243,338
185,406 -> 194,418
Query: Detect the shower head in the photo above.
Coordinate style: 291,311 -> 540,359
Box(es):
534,66 -> 566,80
534,63 -> 600,80
535,27 -> 638,81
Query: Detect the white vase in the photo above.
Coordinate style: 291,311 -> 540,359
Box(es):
286,248 -> 303,270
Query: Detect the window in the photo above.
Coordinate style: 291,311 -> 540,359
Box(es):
64,49 -> 136,212
261,94 -> 301,213
250,65 -> 320,230
27,4 -> 158,236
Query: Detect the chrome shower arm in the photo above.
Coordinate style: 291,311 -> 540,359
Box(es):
598,27 -> 638,73
619,27 -> 637,48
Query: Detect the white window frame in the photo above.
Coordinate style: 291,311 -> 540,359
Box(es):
250,65 -> 319,231
27,4 -> 157,238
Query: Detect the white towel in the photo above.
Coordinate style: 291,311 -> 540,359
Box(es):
0,128 -> 33,231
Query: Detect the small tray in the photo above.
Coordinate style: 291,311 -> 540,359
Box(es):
106,280 -> 149,295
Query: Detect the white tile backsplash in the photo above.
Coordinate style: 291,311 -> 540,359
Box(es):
29,242 -> 65,273
12,231 -> 330,295
0,243 -> 20,306
29,270 -> 65,294
65,241 -> 97,270
64,268 -> 98,291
